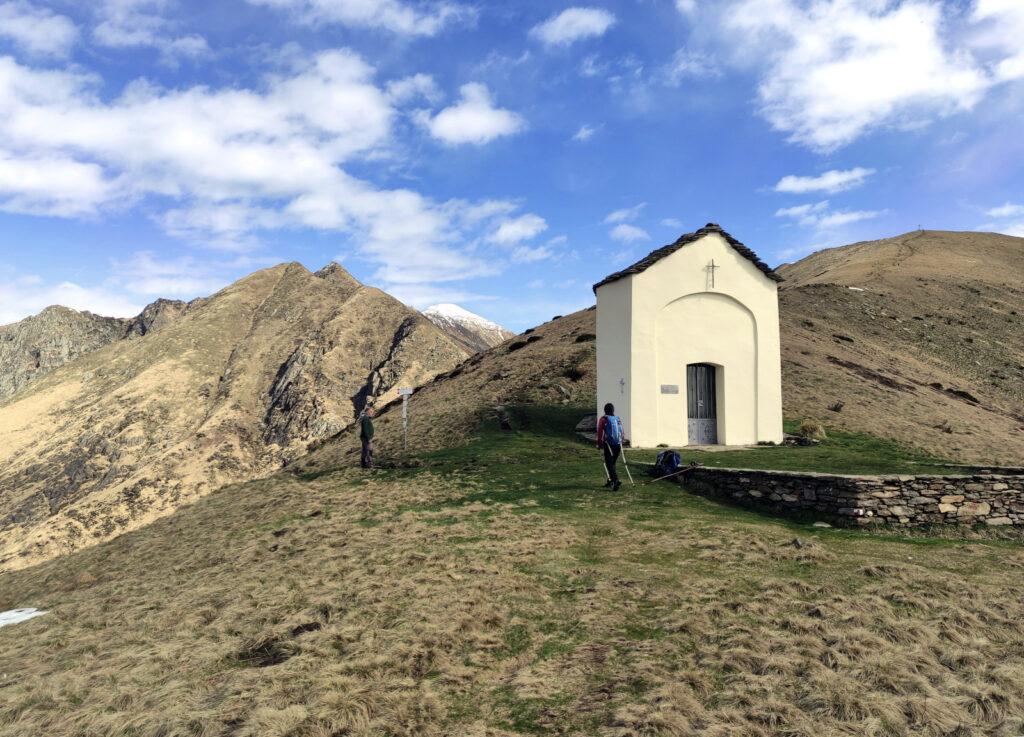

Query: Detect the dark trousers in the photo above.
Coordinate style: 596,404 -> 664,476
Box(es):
603,443 -> 621,484
360,438 -> 374,469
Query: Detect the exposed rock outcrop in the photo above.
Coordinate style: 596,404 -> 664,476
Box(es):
0,299 -> 190,400
0,263 -> 468,569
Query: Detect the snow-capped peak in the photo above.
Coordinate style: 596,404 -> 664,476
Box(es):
424,303 -> 502,330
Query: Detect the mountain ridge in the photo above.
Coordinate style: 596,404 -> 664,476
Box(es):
0,261 -> 469,570
423,303 -> 516,354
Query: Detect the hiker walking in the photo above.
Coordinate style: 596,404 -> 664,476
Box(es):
596,402 -> 623,491
359,406 -> 375,469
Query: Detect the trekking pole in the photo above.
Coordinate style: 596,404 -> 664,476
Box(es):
620,445 -> 636,486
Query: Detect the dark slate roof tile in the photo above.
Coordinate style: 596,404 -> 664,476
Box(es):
592,223 -> 783,292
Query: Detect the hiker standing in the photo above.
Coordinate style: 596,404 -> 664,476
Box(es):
596,402 -> 623,491
359,407 -> 375,469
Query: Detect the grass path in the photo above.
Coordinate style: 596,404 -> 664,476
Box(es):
2,407 -> 1023,736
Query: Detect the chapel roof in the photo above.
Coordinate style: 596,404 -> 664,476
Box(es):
592,223 -> 784,293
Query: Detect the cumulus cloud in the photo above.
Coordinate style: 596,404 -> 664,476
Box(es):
986,202 -> 1024,218
417,82 -> 524,145
722,0 -> 991,151
488,214 -> 548,244
0,51 -> 547,294
247,0 -> 470,35
604,203 -> 646,224
0,1 -> 78,57
982,201 -> 1024,238
386,73 -> 442,105
972,0 -> 1024,83
0,271 -> 143,325
775,200 -> 880,229
610,223 -> 650,242
512,245 -> 553,262
663,49 -> 719,85
93,0 -> 209,62
774,167 -> 875,194
572,123 -> 599,142
530,7 -> 616,47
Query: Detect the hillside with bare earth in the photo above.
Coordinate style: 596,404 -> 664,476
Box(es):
0,299 -> 189,401
297,309 -> 597,473
301,230 -> 1023,471
777,230 -> 1024,464
0,262 -> 468,570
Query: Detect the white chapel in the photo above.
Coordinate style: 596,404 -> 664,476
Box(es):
594,223 -> 784,447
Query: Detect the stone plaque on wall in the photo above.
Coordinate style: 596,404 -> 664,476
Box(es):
660,384 -> 679,394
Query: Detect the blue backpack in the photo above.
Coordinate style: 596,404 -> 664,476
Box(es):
605,415 -> 623,445
653,450 -> 681,478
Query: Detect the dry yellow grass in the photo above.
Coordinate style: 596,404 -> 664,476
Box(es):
3,424 -> 1024,736
0,262 -> 468,571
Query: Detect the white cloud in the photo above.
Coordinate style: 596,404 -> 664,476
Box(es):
610,223 -> 650,242
247,0 -> 471,35
775,200 -> 880,229
982,199 -> 1024,238
572,123 -> 599,142
604,203 -> 646,224
972,0 -> 1024,83
93,0 -> 209,62
489,214 -> 548,244
417,82 -> 524,145
723,0 -> 991,151
0,151 -> 118,217
0,1 -> 78,57
774,167 -> 875,194
817,210 -> 880,228
661,217 -> 684,228
663,49 -> 719,85
775,201 -> 829,222
0,271 -> 143,325
0,52 -> 547,293
386,73 -> 441,105
986,202 -> 1024,218
386,283 -> 491,310
675,0 -> 697,14
512,245 -> 553,262
111,251 -> 239,296
530,7 -> 616,47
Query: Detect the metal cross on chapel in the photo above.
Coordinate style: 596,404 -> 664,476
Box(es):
706,259 -> 720,289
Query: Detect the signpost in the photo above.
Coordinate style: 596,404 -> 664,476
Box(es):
398,387 -> 414,450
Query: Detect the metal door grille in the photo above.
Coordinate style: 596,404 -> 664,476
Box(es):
687,363 -> 718,445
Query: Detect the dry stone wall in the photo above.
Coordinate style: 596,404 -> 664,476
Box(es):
682,468 -> 1024,527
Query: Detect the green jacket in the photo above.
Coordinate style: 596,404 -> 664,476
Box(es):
359,414 -> 375,441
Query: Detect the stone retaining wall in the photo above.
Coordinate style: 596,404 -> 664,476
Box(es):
681,468 -> 1024,527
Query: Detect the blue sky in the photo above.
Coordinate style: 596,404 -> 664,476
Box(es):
0,0 -> 1022,330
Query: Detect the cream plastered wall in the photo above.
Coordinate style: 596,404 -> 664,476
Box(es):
596,276 -> 632,437
596,232 -> 783,447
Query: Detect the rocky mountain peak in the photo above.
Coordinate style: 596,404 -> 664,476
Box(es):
424,303 -> 515,354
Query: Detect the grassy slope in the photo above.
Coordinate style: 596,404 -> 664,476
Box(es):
3,407 -> 1023,737
778,230 -> 1024,465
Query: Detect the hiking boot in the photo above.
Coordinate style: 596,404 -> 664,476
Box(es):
612,481 -> 621,491
603,479 -> 613,488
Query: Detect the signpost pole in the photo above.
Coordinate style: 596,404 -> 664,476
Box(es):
398,387 -> 413,451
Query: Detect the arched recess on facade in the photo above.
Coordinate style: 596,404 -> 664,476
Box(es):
654,291 -> 760,445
